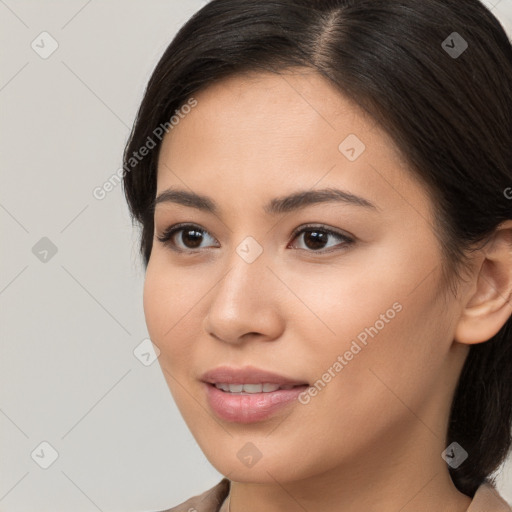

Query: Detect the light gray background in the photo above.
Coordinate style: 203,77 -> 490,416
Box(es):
1,1 -> 512,511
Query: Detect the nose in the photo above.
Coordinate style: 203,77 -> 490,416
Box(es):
203,247 -> 285,345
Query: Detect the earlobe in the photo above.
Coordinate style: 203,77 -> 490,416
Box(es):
454,221 -> 512,345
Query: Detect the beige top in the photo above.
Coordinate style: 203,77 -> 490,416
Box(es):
159,478 -> 512,512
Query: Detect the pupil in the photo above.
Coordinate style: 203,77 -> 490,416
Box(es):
304,230 -> 327,250
183,229 -> 203,248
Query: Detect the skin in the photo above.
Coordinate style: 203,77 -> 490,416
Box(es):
143,68 -> 512,512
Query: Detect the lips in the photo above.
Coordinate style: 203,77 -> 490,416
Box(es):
200,366 -> 309,423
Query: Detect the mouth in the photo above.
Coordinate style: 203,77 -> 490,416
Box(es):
200,366 -> 310,423
209,382 -> 307,394
203,382 -> 310,423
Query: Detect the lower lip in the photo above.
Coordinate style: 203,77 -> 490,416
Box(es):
203,383 -> 309,423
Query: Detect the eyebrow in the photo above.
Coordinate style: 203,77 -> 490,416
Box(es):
151,187 -> 379,216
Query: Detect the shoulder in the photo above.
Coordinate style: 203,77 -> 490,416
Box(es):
468,481 -> 512,512
152,477 -> 512,512
154,478 -> 231,512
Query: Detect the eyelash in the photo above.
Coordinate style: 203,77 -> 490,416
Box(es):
156,223 -> 355,255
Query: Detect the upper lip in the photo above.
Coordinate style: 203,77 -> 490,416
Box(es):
200,365 -> 309,386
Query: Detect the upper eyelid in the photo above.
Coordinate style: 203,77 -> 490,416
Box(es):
290,223 -> 353,239
157,222 -> 351,238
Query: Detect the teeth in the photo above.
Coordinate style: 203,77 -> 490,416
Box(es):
263,383 -> 283,392
214,383 -> 290,393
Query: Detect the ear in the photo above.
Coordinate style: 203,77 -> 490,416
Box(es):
454,220 -> 512,345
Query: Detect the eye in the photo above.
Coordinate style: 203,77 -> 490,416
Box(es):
288,224 -> 354,253
156,223 -> 219,252
156,223 -> 354,254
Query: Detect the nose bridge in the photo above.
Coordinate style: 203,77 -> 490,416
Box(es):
204,235 -> 280,342
215,236 -> 269,307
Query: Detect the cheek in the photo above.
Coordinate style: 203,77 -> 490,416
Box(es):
143,257 -> 210,378
142,265 -> 168,343
286,249 -> 447,411
142,264 -> 197,412
283,299 -> 445,475
143,254 -> 197,338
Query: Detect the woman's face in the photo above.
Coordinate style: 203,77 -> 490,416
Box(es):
144,69 -> 470,483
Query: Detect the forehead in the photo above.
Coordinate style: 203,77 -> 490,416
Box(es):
155,69 -> 432,222
163,69 -> 376,153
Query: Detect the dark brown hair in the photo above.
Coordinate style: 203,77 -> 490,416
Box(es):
122,0 -> 512,496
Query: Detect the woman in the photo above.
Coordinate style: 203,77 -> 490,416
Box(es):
122,0 -> 512,510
